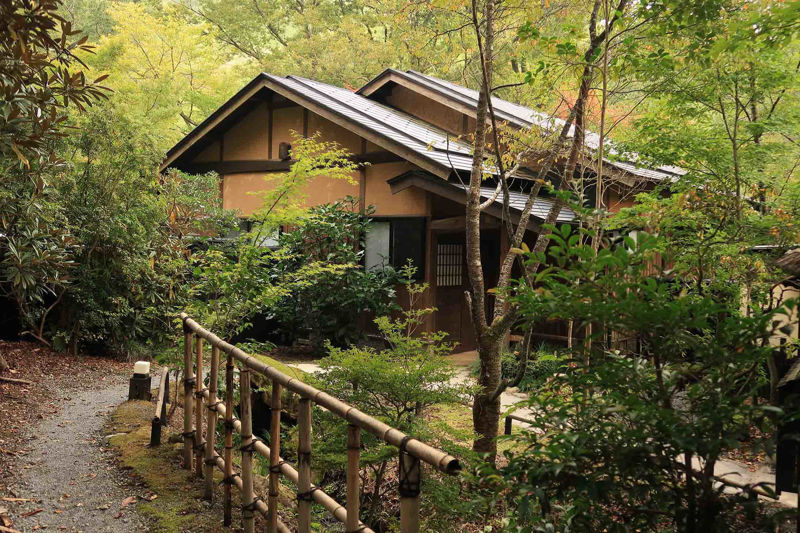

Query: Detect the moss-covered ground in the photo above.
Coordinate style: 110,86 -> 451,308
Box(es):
106,398 -> 297,532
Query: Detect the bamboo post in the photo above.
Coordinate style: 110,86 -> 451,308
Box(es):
399,450 -> 421,533
182,324 -> 194,470
223,354 -> 234,527
297,398 -> 312,533
267,382 -> 283,533
240,368 -> 255,533
346,425 -> 360,533
204,345 -> 220,500
195,337 -> 205,478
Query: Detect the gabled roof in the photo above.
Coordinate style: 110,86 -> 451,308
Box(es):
359,69 -> 686,183
162,72 -> 490,179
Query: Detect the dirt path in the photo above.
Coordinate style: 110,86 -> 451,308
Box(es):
2,375 -> 151,532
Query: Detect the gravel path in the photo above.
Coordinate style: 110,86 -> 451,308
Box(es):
3,375 -> 150,532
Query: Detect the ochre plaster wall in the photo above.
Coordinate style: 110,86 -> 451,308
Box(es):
271,106 -> 304,156
384,85 -> 466,136
365,162 -> 429,216
223,172 -> 360,216
224,102 -> 269,160
195,100 -> 431,218
193,140 -> 220,163
308,113 -> 363,153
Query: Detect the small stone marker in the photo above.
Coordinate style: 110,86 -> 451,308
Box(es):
128,361 -> 152,401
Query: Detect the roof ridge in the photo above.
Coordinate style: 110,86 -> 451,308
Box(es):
286,75 -> 476,155
403,70 -> 534,128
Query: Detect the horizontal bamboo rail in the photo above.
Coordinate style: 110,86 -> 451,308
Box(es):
180,313 -> 461,533
504,413 -> 535,435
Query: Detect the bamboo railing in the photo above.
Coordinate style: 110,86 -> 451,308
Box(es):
150,366 -> 170,446
179,313 -> 461,533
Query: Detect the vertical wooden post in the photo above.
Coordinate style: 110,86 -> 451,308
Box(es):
504,416 -> 513,436
204,345 -> 220,500
195,337 -> 205,478
399,450 -> 421,533
297,398 -> 312,533
182,324 -> 194,470
223,355 -> 234,527
346,425 -> 360,533
240,369 -> 255,533
267,383 -> 282,533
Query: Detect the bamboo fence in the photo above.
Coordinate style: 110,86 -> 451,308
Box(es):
179,313 -> 461,533
150,366 -> 170,446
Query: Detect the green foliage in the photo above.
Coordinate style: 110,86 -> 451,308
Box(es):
85,1 -> 247,151
0,0 -> 106,340
252,132 -> 361,228
189,243 -> 288,342
310,272 -> 466,529
474,344 -> 566,393
269,197 -> 400,348
51,107 -> 233,355
482,225 -> 795,532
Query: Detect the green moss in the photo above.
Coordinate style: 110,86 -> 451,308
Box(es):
106,399 -> 301,532
106,401 -> 224,532
252,353 -> 305,381
427,403 -> 523,453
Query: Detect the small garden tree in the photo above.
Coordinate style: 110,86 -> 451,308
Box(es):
311,266 -> 468,530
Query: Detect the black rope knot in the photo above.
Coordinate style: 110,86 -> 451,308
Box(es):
297,487 -> 319,502
399,435 -> 413,452
193,440 -> 207,451
207,400 -> 224,411
268,460 -> 286,474
240,438 -> 256,452
181,430 -> 196,438
242,496 -> 263,512
184,377 -> 197,386
222,472 -> 240,485
195,387 -> 208,399
398,437 -> 421,498
223,419 -> 235,431
204,457 -> 218,466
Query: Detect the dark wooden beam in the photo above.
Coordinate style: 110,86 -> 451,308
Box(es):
430,215 -> 499,232
178,160 -> 293,175
175,151 -> 403,175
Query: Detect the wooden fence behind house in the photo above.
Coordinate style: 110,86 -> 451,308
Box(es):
179,313 -> 461,533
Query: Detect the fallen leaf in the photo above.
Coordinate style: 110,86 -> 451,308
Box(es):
120,496 -> 137,507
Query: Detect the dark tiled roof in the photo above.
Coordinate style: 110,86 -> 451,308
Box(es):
369,69 -> 685,183
264,74 -> 480,174
452,183 -> 576,223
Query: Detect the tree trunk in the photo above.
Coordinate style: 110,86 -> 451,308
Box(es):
466,0 -> 498,460
472,339 -> 502,458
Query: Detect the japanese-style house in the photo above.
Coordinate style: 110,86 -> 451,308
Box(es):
160,69 -> 684,350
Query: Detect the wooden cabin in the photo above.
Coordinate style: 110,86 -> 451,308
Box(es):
161,69 -> 683,350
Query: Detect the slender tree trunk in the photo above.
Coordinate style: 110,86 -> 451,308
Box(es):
466,0 -> 500,460
472,340 -> 502,457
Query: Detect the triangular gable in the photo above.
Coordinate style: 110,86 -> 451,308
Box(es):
161,73 -> 483,179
